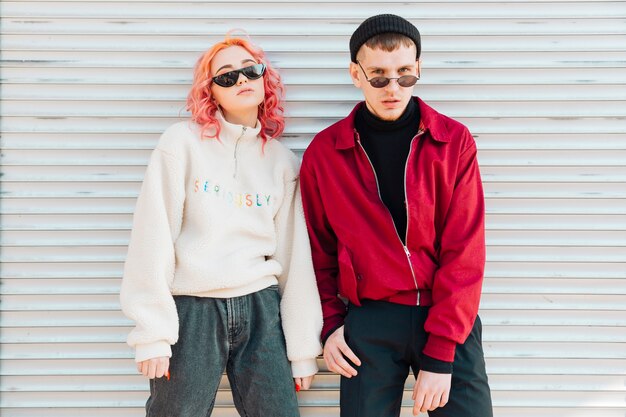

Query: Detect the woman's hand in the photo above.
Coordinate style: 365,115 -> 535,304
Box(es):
137,356 -> 170,379
294,375 -> 315,391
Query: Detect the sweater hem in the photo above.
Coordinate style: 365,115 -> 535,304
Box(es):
172,276 -> 279,298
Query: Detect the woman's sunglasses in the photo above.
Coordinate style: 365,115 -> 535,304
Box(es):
211,63 -> 266,88
357,61 -> 419,88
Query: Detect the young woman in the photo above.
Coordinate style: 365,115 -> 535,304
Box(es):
120,33 -> 323,417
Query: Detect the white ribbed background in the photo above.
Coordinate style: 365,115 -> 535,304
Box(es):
1,1 -> 625,416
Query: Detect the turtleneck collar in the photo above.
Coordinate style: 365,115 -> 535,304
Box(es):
358,98 -> 417,132
215,110 -> 262,145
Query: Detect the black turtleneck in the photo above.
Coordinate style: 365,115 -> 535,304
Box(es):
355,99 -> 420,244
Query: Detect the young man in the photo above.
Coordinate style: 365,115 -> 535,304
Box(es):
300,14 -> 493,417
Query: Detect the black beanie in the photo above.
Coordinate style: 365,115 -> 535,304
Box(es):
349,14 -> 421,63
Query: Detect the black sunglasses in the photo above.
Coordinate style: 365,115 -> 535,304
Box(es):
357,61 -> 419,88
212,63 -> 266,88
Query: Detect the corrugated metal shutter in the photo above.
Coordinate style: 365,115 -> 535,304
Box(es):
1,1 -> 625,416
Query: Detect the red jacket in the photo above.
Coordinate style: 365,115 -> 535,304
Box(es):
300,97 -> 486,362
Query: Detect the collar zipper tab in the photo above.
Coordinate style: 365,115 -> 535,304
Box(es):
233,126 -> 247,179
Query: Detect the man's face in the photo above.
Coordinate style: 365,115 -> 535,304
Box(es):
349,43 -> 420,121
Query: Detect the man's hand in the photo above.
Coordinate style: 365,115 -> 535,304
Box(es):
323,326 -> 361,378
137,356 -> 170,379
412,370 -> 451,415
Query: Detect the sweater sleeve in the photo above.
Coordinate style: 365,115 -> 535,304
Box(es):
299,159 -> 346,342
272,175 -> 323,378
120,147 -> 185,363
423,135 -> 486,363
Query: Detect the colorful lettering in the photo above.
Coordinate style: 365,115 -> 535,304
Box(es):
193,178 -> 272,209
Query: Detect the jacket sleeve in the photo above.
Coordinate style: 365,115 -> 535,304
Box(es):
272,174 -> 323,378
120,147 -> 185,363
422,134 -> 486,363
299,158 -> 347,342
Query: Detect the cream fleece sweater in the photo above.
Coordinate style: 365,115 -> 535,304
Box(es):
120,112 -> 323,377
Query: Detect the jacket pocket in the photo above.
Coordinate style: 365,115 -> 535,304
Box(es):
337,242 -> 360,305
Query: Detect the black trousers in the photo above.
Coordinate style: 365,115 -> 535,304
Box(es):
340,300 -> 493,417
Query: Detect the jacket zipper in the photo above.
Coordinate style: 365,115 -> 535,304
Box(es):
233,126 -> 247,178
356,130 -> 424,305
404,129 -> 425,304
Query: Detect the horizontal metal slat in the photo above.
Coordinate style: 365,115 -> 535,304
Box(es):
0,407 -> 621,417
0,278 -> 122,294
3,357 -> 626,376
3,17 -> 626,36
3,293 -> 626,311
4,99 -> 626,119
0,311 -> 131,327
2,197 -> 625,216
3,2 -> 623,19
481,294 -> 626,310
3,309 -> 624,327
487,246 -> 626,262
4,213 -> 626,231
12,263 -> 626,280
1,245 -> 625,263
3,181 -> 626,199
2,132 -> 625,151
2,277 -> 626,296
4,66 -> 626,85
4,148 -> 626,167
1,389 -> 626,407
4,34 -> 626,53
2,51 -> 625,72
2,325 -> 624,344
3,0 -> 622,3
2,373 -> 625,392
483,278 -> 626,294
4,83 -> 626,102
486,261 -> 626,278
2,116 -> 625,135
2,229 -> 626,247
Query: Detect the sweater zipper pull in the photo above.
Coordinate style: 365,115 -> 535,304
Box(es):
233,126 -> 247,178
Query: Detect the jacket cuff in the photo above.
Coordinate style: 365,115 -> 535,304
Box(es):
423,334 -> 457,363
134,340 -> 172,363
321,322 -> 345,346
291,358 -> 319,378
420,353 -> 453,374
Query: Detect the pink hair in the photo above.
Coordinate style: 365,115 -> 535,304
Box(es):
186,34 -> 285,142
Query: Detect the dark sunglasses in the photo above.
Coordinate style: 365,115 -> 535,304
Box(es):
357,61 -> 419,88
212,63 -> 266,88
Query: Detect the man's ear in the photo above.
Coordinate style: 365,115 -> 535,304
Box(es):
349,62 -> 362,88
416,59 -> 422,78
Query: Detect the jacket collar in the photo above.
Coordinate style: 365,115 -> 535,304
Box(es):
335,97 -> 451,150
215,110 -> 262,145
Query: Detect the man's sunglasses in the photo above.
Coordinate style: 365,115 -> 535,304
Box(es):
212,63 -> 266,88
357,61 -> 419,88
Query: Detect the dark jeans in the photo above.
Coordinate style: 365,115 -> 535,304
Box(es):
145,286 -> 300,417
341,300 -> 493,417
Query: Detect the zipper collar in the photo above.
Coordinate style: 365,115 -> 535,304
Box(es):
214,110 -> 262,147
